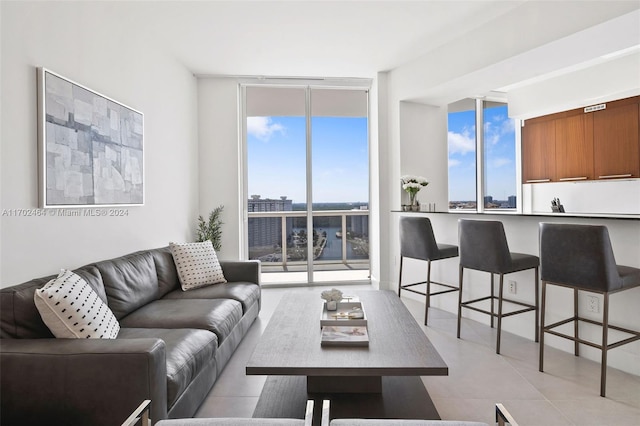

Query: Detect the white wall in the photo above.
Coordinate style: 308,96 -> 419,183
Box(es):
523,180 -> 640,216
197,78 -> 243,260
1,2 -> 199,287
508,53 -> 640,120
399,101 -> 449,211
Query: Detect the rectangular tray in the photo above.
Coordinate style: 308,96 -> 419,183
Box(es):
320,301 -> 367,328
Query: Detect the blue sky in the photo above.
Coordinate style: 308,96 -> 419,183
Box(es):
247,116 -> 369,203
448,104 -> 516,202
247,105 -> 515,205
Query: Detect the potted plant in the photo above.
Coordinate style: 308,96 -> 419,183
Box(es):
196,205 -> 224,251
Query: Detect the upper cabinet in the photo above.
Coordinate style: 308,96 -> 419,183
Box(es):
522,118 -> 556,183
593,99 -> 640,179
555,113 -> 594,181
522,96 -> 640,183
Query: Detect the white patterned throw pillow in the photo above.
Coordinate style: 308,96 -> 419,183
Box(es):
34,269 -> 120,339
169,241 -> 227,291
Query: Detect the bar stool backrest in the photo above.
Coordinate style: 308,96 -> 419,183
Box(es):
458,219 -> 511,273
400,217 -> 439,261
539,223 -> 621,292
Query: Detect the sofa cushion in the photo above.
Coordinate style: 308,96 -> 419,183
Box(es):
34,270 -> 120,339
162,282 -> 260,314
169,241 -> 226,291
0,266 -> 105,339
149,247 -> 182,297
118,327 -> 217,408
119,299 -> 243,343
96,251 -> 160,319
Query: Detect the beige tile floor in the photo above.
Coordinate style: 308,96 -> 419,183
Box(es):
195,285 -> 640,425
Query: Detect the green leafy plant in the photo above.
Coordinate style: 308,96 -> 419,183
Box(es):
196,205 -> 224,251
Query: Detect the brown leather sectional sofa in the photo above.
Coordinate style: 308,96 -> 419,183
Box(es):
0,247 -> 261,425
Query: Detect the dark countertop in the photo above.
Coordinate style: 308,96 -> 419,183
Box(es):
391,210 -> 640,221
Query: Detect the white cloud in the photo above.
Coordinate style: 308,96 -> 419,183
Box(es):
491,157 -> 512,168
448,130 -> 475,155
483,116 -> 514,145
247,116 -> 284,141
448,158 -> 461,168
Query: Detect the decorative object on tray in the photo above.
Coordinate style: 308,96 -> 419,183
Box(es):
320,301 -> 367,327
401,175 -> 429,211
321,326 -> 369,347
321,288 -> 343,311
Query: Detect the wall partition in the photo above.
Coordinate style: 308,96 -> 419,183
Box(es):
242,83 -> 370,285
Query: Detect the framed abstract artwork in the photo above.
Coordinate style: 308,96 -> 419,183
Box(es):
37,68 -> 144,207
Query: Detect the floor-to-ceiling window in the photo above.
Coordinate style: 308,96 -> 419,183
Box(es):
482,101 -> 517,209
243,84 -> 369,285
448,98 -> 518,211
447,99 -> 477,210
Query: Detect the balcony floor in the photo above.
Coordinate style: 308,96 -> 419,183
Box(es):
260,263 -> 370,285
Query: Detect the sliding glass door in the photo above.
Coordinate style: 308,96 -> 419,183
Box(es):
243,85 -> 369,285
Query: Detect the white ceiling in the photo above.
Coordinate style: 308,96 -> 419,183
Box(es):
157,0 -> 526,77
70,0 -> 640,100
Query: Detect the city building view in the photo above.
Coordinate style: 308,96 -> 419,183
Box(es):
449,195 -> 516,210
248,195 -> 369,266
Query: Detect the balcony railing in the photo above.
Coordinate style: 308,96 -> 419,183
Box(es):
248,209 -> 369,270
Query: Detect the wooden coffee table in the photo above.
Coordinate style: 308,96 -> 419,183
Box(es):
247,290 -> 448,420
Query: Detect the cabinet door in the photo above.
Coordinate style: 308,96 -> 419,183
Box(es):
555,113 -> 594,181
522,119 -> 556,183
593,102 -> 640,179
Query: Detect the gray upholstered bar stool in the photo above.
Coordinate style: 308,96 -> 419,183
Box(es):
457,219 -> 539,354
398,216 -> 459,325
539,223 -> 640,397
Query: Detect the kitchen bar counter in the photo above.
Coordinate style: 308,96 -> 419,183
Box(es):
391,210 -> 640,221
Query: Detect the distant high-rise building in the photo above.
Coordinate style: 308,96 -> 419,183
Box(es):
508,195 -> 517,208
248,196 -> 293,248
349,214 -> 369,236
484,195 -> 493,205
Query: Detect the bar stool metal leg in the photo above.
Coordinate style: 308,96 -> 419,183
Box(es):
534,267 -> 539,343
539,281 -> 547,372
574,288 -> 579,356
601,292 -> 609,397
457,266 -> 464,338
425,260 -> 432,325
490,273 -> 495,329
497,274 -> 505,354
397,256 -> 404,298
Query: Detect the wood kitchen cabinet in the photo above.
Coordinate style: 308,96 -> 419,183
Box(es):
522,118 -> 556,183
555,113 -> 594,181
593,99 -> 640,179
522,96 -> 639,183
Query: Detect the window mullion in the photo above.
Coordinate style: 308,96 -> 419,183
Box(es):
475,98 -> 485,213
305,87 -> 314,283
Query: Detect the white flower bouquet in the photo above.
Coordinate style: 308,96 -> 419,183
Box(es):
401,175 -> 429,207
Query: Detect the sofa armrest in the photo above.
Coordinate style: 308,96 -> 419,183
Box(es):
1,338 -> 167,426
220,260 -> 261,285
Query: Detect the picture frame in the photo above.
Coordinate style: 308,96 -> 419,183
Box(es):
37,67 -> 144,208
